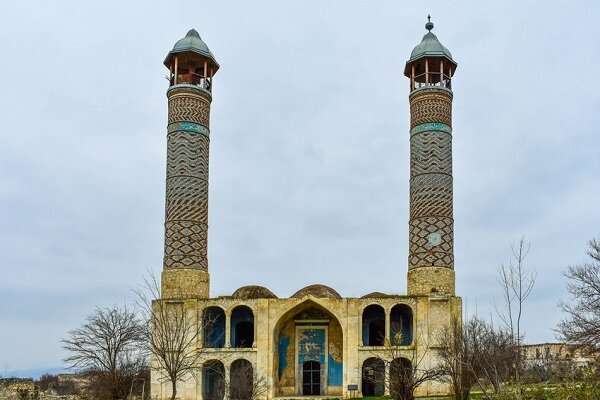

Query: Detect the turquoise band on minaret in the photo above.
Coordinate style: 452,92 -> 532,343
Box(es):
168,121 -> 210,136
410,122 -> 451,136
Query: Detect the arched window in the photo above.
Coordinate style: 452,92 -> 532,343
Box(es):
202,360 -> 225,400
361,358 -> 385,396
390,357 -> 412,400
230,359 -> 253,400
362,304 -> 385,346
230,306 -> 254,348
390,304 -> 413,346
203,307 -> 225,348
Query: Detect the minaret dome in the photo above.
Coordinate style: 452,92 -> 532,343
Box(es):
404,17 -> 457,92
164,29 -> 219,91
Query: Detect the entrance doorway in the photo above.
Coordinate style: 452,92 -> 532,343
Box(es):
302,361 -> 321,395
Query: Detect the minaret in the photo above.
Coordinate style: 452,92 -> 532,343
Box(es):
161,29 -> 219,299
404,17 -> 457,296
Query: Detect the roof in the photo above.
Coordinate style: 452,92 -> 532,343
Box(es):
408,31 -> 454,61
404,17 -> 457,76
291,284 -> 342,299
360,291 -> 391,299
232,285 -> 278,299
164,29 -> 220,70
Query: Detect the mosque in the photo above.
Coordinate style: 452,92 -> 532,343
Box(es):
152,18 -> 462,399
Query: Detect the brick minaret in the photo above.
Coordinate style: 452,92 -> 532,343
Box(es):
161,29 -> 219,299
404,18 -> 457,296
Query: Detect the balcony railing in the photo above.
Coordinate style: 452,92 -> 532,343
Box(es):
411,72 -> 451,91
168,72 -> 212,92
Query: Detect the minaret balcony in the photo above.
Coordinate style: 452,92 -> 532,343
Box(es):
168,72 -> 212,93
411,72 -> 452,91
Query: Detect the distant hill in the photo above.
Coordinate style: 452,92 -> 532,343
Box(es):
2,366 -> 67,380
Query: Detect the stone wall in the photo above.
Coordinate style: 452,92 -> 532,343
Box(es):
407,267 -> 455,296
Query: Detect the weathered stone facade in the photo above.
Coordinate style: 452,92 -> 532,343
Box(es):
152,23 -> 462,399
151,293 -> 461,399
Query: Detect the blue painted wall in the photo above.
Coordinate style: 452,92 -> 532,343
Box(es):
328,354 -> 343,386
278,334 -> 290,379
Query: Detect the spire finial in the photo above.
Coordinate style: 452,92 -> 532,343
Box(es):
425,15 -> 434,32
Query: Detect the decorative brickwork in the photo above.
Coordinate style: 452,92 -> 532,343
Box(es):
163,221 -> 207,269
410,174 -> 453,218
168,90 -> 211,128
408,88 -> 454,296
409,89 -> 452,128
409,216 -> 454,268
162,87 -> 212,298
166,131 -> 210,178
410,131 -> 452,177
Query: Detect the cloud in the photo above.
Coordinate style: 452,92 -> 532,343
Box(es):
1,0 -> 599,370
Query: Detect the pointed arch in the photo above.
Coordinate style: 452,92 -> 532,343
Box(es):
272,300 -> 344,397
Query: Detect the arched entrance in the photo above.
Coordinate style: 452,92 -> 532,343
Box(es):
302,360 -> 321,395
390,357 -> 413,400
362,357 -> 385,396
202,360 -> 225,400
230,359 -> 253,400
273,301 -> 344,397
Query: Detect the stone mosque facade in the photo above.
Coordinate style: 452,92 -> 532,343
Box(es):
152,20 -> 462,399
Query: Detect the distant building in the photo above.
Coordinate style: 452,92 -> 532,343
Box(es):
521,343 -> 597,370
152,18 -> 462,399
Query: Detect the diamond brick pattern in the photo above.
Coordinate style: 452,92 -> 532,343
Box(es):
164,221 -> 208,270
409,216 -> 454,268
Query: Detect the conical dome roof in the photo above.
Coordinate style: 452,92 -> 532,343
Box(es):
164,29 -> 219,71
404,17 -> 456,77
408,31 -> 454,63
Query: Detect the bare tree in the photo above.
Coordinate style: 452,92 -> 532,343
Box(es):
437,318 -> 475,400
557,237 -> 600,350
226,360 -> 269,400
494,238 -> 536,393
372,335 -> 445,400
135,274 -> 204,400
437,316 -> 513,400
62,305 -> 147,400
136,274 -> 269,400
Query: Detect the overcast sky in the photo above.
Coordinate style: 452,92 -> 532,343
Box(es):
1,0 -> 599,376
